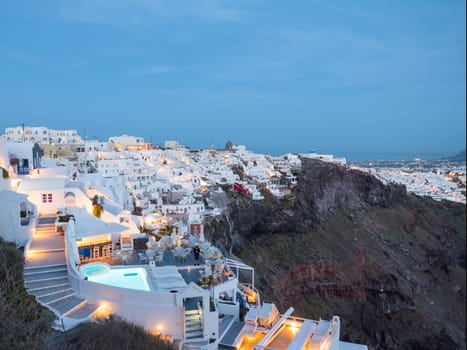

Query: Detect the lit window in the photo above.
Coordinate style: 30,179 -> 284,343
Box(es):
42,193 -> 53,203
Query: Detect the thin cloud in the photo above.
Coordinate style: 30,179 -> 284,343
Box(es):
281,29 -> 393,56
3,50 -> 37,64
125,65 -> 180,76
59,0 -> 244,25
184,0 -> 243,21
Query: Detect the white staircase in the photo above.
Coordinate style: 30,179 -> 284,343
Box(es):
24,218 -> 100,330
185,309 -> 204,341
24,263 -> 100,330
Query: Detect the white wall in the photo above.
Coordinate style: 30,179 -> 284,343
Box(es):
0,197 -> 35,247
21,189 -> 65,215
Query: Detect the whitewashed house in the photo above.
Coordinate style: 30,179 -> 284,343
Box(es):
0,190 -> 36,247
7,142 -> 42,175
17,176 -> 92,216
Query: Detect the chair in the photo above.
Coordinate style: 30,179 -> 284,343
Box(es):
101,245 -> 108,257
93,246 -> 100,259
154,253 -> 164,266
145,249 -> 155,260
178,250 -> 189,262
138,252 -> 148,264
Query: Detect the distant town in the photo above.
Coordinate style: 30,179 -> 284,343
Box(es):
350,158 -> 466,204
2,125 -> 465,206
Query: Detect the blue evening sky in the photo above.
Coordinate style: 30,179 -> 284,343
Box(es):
1,1 -> 465,160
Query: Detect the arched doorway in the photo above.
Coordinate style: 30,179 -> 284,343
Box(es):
64,191 -> 76,207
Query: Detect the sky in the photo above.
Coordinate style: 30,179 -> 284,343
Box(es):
1,0 -> 466,160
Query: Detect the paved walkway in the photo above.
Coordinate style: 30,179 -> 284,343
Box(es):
26,217 -> 66,268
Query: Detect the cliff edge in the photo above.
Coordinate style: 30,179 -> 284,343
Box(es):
205,158 -> 466,350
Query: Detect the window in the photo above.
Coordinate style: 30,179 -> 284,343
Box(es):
42,193 -> 53,203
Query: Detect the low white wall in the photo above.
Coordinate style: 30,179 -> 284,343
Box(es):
217,301 -> 238,318
212,278 -> 238,302
203,311 -> 219,341
0,208 -> 35,248
79,280 -> 183,337
65,238 -> 184,338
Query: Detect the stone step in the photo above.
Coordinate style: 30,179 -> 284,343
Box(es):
37,288 -> 74,304
28,248 -> 65,254
25,276 -> 70,291
34,230 -> 56,234
24,269 -> 68,283
48,295 -> 86,316
35,226 -> 56,232
186,330 -> 204,339
37,217 -> 57,224
33,285 -> 72,298
35,223 -> 55,228
185,309 -> 200,316
33,234 -> 57,238
186,324 -> 203,332
66,302 -> 100,320
186,319 -> 202,327
185,314 -> 201,321
24,265 -> 67,275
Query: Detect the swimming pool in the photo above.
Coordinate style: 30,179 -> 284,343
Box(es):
80,263 -> 150,291
80,262 -> 111,277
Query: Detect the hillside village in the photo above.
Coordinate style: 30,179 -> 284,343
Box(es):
0,125 -> 368,350
0,125 -> 465,350
3,126 -> 464,217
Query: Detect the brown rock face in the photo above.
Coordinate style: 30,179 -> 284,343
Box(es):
275,247 -> 367,308
204,158 -> 466,350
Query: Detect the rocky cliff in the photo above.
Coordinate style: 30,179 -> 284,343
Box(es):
204,158 -> 466,350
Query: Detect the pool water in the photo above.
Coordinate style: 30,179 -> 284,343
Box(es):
81,264 -> 150,291
80,262 -> 111,276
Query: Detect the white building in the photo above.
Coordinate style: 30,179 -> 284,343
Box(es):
4,126 -> 83,144
0,190 -> 36,247
109,135 -> 146,152
164,140 -> 181,149
6,142 -> 42,175
17,176 -> 92,216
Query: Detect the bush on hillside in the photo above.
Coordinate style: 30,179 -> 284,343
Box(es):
56,315 -> 174,350
0,238 -> 54,349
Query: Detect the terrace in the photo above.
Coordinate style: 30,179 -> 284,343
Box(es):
77,237 -> 233,288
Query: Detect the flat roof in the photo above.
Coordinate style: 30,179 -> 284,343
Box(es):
18,176 -> 67,191
0,190 -> 28,203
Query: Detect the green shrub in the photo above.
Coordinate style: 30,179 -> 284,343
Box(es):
62,315 -> 174,350
0,238 -> 54,349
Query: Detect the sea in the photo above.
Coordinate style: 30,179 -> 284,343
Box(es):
338,151 -> 454,162
263,149 -> 457,162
